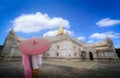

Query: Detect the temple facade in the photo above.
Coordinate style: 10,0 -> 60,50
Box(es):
43,25 -> 119,61
0,25 -> 119,61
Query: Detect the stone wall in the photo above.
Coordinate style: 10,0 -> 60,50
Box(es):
0,45 -> 4,55
0,45 -> 4,61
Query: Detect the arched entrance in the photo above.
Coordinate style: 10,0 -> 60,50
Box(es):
89,52 -> 94,60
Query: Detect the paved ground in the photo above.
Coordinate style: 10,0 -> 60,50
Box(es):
43,60 -> 96,69
0,61 -> 120,78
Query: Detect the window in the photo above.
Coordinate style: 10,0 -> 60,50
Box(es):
47,53 -> 49,56
74,53 -> 77,56
57,45 -> 59,49
56,53 -> 59,56
81,52 -> 86,59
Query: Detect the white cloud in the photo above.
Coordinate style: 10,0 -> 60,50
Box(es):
115,44 -> 120,48
12,12 -> 70,33
88,40 -> 94,43
96,18 -> 120,27
90,31 -> 120,39
77,36 -> 85,40
43,30 -> 57,37
43,29 -> 74,37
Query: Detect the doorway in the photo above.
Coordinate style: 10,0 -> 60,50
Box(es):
89,52 -> 94,60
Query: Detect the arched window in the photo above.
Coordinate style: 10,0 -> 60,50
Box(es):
81,52 -> 86,60
74,53 -> 77,56
56,53 -> 59,56
57,45 -> 59,49
47,53 -> 49,56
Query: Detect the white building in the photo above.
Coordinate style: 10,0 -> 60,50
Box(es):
43,25 -> 119,61
0,25 -> 119,61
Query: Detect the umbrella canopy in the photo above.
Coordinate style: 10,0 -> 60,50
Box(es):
19,37 -> 51,55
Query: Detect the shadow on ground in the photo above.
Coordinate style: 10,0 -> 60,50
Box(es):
0,61 -> 120,78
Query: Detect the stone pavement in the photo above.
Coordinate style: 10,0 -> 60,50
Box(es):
0,61 -> 120,78
0,61 -> 24,78
43,60 -> 97,69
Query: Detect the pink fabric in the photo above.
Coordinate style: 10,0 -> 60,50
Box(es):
22,54 -> 32,78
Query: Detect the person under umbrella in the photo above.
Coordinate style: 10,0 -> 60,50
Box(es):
19,38 -> 51,78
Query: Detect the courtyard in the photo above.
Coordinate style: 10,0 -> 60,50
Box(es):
0,60 -> 120,78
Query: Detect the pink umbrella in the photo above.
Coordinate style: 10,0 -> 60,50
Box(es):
19,37 -> 51,55
19,37 -> 51,78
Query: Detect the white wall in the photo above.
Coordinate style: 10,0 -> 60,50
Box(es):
45,39 -> 81,59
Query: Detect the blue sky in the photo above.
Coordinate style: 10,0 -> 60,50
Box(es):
0,0 -> 120,48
